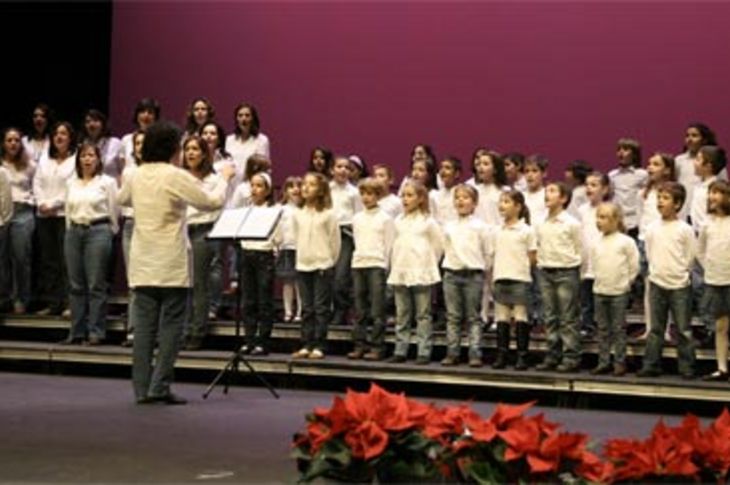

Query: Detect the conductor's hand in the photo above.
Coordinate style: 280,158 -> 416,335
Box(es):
220,163 -> 236,182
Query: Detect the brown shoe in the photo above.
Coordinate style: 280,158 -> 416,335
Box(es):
347,349 -> 366,360
440,355 -> 459,366
468,357 -> 483,368
613,363 -> 627,377
363,351 -> 385,361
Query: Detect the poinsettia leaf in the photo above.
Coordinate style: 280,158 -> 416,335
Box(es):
466,460 -> 505,485
320,438 -> 352,467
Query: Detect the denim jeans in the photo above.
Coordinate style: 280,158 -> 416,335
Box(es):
332,229 -> 354,323
298,268 -> 334,351
528,265 -> 543,325
240,249 -> 275,349
393,285 -> 433,359
185,223 -> 218,341
352,267 -> 387,353
0,224 -> 9,305
36,216 -> 67,310
594,293 -> 629,367
443,269 -> 484,359
64,223 -> 113,339
131,286 -> 187,400
8,204 -> 35,307
692,261 -> 713,332
538,267 -> 581,365
580,279 -> 595,331
643,283 -> 695,375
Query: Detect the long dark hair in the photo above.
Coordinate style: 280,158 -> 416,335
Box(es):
0,127 -> 29,170
199,121 -> 231,159
48,121 -> 77,159
182,135 -> 214,178
233,102 -> 260,138
185,97 -> 215,134
502,189 -> 530,225
79,109 -> 112,142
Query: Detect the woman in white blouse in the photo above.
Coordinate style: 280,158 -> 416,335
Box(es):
22,103 -> 54,163
62,143 -> 118,345
182,135 -> 223,350
1,127 -> 36,314
33,121 -> 77,316
78,109 -> 123,181
225,102 -> 270,180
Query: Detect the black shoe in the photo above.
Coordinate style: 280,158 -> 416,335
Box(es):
250,346 -> 268,356
536,360 -> 558,371
387,355 -> 406,364
87,335 -> 102,346
136,396 -> 156,405
58,336 -> 84,345
556,363 -> 580,373
702,370 -> 729,382
414,356 -> 430,365
637,368 -> 661,378
680,372 -> 696,380
184,338 -> 203,351
590,365 -> 612,375
515,321 -> 530,371
150,393 -> 188,405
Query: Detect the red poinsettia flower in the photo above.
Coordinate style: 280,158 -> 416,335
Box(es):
344,421 -> 390,460
306,421 -> 332,454
500,416 -> 543,461
575,450 -> 614,484
697,408 -> 730,477
489,401 -> 537,430
525,432 -> 588,474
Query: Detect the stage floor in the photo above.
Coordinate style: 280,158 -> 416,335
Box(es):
0,372 -> 707,484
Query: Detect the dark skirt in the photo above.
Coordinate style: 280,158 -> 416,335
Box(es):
494,279 -> 530,306
276,249 -> 297,280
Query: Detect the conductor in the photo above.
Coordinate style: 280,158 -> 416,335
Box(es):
119,121 -> 233,404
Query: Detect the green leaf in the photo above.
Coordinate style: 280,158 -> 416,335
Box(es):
467,461 -> 505,485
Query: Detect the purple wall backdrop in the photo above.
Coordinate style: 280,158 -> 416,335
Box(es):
110,1 -> 730,183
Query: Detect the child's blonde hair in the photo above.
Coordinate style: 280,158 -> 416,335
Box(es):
597,202 -> 626,233
280,175 -> 303,206
358,177 -> 386,198
453,183 -> 479,204
708,179 -> 730,215
303,172 -> 332,211
402,180 -> 430,214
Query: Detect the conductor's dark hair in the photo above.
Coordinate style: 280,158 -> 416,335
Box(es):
140,121 -> 182,164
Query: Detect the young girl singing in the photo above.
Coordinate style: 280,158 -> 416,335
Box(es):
492,190 -> 536,370
591,203 -> 640,376
239,172 -> 280,355
387,180 -> 444,365
292,172 -> 341,359
277,176 -> 303,323
698,180 -> 730,381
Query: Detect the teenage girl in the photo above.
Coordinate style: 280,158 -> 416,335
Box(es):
184,97 -> 215,140
226,103 -> 270,180
308,146 -> 334,179
491,190 -> 536,370
78,109 -> 123,180
22,103 -> 54,163
120,98 -> 160,164
387,180 -> 444,365
698,180 -> 730,381
291,172 -> 341,360
590,202 -> 639,376
675,123 -> 722,206
277,176 -> 303,322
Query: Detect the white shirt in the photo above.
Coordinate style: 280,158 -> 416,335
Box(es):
676,151 -> 728,206
442,215 -> 494,271
88,137 -> 124,180
118,163 -> 228,288
645,218 -> 696,289
492,220 -> 536,283
577,203 -> 601,279
0,167 -> 12,225
638,188 -> 660,240
279,202 -> 299,250
65,174 -> 119,233
225,133 -> 270,180
33,152 -> 76,217
21,136 -> 49,163
472,183 -> 504,226
378,193 -> 402,219
292,207 -> 341,271
536,210 -> 582,269
120,132 -> 136,165
567,185 -> 588,219
387,212 -> 444,287
186,172 -> 223,225
330,180 -> 362,226
431,186 -> 458,225
697,216 -> 730,285
240,203 -> 283,252
522,187 -> 547,225
690,176 -> 716,233
609,166 -> 648,230
2,159 -> 36,205
513,176 -> 527,192
118,161 -> 137,218
231,180 -> 252,209
351,206 -> 395,269
213,154 -> 237,208
592,232 -> 640,296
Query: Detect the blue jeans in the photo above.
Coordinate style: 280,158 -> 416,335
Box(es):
186,223 -> 218,340
692,261 -> 713,332
538,267 -> 581,366
594,293 -> 629,367
0,224 -> 9,305
64,223 -> 113,339
131,286 -> 187,400
352,267 -> 387,353
7,204 -> 35,307
298,268 -> 334,351
240,249 -> 275,349
332,228 -> 354,323
393,285 -> 433,359
580,279 -> 595,331
443,269 -> 484,359
643,283 -> 695,375
528,265 -> 543,325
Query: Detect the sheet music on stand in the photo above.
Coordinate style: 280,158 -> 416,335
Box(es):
208,205 -> 283,241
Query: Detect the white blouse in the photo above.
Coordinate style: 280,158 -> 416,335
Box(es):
33,152 -> 76,217
0,167 -> 12,226
697,216 -> 730,286
186,172 -> 223,225
492,220 -> 537,283
65,174 -> 119,233
2,159 -> 36,205
387,212 -> 444,287
292,207 -> 341,271
278,202 -> 299,250
473,183 -> 505,226
225,133 -> 270,180
21,136 -> 49,163
330,180 -> 362,226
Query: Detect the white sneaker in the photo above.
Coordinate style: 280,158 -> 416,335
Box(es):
293,315 -> 302,322
292,348 -> 310,358
309,349 -> 324,360
62,308 -> 71,319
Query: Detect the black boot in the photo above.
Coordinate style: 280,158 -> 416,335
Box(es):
492,322 -> 510,369
515,321 -> 530,370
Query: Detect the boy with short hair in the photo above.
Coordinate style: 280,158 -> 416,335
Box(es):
521,155 -> 549,226
432,157 -> 461,225
638,182 -> 697,378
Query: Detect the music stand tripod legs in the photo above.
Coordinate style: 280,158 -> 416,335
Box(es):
202,270 -> 279,400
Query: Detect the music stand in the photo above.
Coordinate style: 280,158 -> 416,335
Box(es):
202,206 -> 282,399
